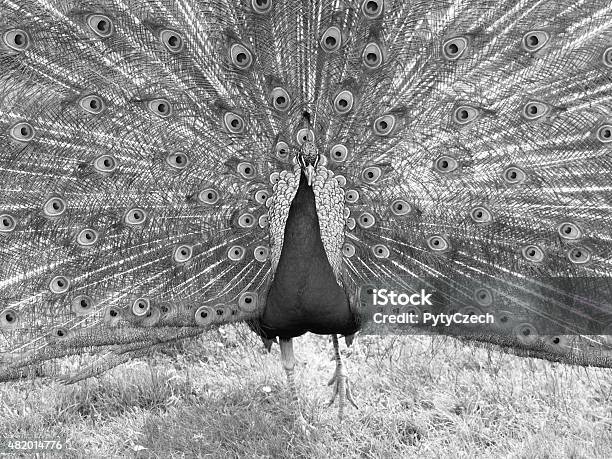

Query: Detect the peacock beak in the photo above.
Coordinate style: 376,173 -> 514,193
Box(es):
305,164 -> 315,186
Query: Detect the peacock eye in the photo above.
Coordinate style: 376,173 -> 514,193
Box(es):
76,228 -> 99,247
522,30 -> 550,53
224,112 -> 246,134
522,101 -> 549,120
470,206 -> 492,224
603,47 -> 612,68
596,124 -> 612,143
198,188 -> 220,205
148,98 -> 172,118
557,222 -> 582,240
503,166 -> 526,184
0,308 -> 19,329
258,214 -> 269,228
442,36 -> 468,60
194,305 -> 214,326
362,166 -> 382,184
342,243 -> 356,258
237,212 -> 256,228
372,244 -> 390,258
228,245 -> 246,261
43,197 -> 66,217
125,207 -> 147,225
427,235 -> 450,252
71,295 -> 94,315
434,155 -> 458,173
93,154 -> 117,174
320,26 -> 342,53
166,152 -> 190,170
230,43 -> 253,70
49,275 -> 70,294
296,128 -> 314,145
373,114 -> 395,136
79,94 -> 106,115
87,14 -> 114,38
330,144 -> 348,162
345,189 -> 360,203
270,87 -> 291,111
391,199 -> 411,216
251,0 -> 272,13
568,246 -> 591,264
521,244 -> 544,263
514,323 -> 538,344
253,245 -> 269,262
51,326 -> 70,340
275,141 -> 289,160
10,122 -> 35,142
361,0 -> 383,20
160,29 -> 184,53
453,105 -> 480,125
333,90 -> 354,115
254,190 -> 269,204
362,42 -> 383,69
237,162 -> 256,179
238,291 -> 258,312
474,288 -> 493,307
173,244 -> 193,263
3,29 -> 31,51
132,297 -> 150,317
358,212 -> 375,229
0,214 -> 16,232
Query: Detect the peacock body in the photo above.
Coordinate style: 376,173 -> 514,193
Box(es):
1,0 -> 612,420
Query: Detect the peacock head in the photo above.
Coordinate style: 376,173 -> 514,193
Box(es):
297,141 -> 320,187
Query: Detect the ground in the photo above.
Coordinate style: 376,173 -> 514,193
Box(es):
1,327 -> 611,458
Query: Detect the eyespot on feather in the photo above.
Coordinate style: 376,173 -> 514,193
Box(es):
198,188 -> 220,205
237,162 -> 256,179
521,244 -> 545,263
362,42 -> 383,69
522,101 -> 549,121
10,122 -> 35,142
361,0 -> 383,20
124,207 -> 147,226
0,214 -> 16,233
330,144 -> 348,162
224,112 -> 246,134
427,235 -> 450,252
238,292 -> 258,312
521,30 -> 550,53
362,166 -> 382,184
372,114 -> 395,136
76,228 -> 99,247
131,297 -> 150,317
173,245 -> 193,263
93,154 -> 117,174
470,206 -> 492,224
254,246 -> 269,262
474,288 -> 493,307
230,43 -> 253,70
514,323 -> 538,345
3,29 -> 31,51
166,152 -> 190,170
442,36 -> 468,60
228,245 -> 246,261
160,29 -> 184,53
43,197 -> 66,217
502,166 -> 526,185
251,0 -> 272,13
358,212 -> 375,228
372,244 -> 390,258
79,94 -> 106,115
390,199 -> 411,216
194,305 -> 214,326
453,105 -> 479,125
320,26 -> 342,52
71,295 -> 94,315
342,243 -> 356,258
147,98 -> 172,117
49,275 -> 70,294
87,14 -> 114,38
0,309 -> 19,329
567,246 -> 591,264
270,87 -> 291,111
333,90 -> 354,115
434,156 -> 459,173
557,222 -> 582,240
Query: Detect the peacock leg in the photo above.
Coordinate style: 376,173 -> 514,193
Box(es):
279,338 -> 313,433
327,334 -> 358,420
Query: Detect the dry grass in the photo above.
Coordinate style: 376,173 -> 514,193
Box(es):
1,326 -> 611,458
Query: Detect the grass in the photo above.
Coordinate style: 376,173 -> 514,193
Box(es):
1,326 -> 611,458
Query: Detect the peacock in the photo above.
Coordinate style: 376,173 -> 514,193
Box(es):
1,0 -> 612,429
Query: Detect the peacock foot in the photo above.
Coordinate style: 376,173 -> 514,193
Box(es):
294,412 -> 315,436
327,364 -> 358,420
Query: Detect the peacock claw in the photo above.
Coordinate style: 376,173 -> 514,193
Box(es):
327,365 -> 358,420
